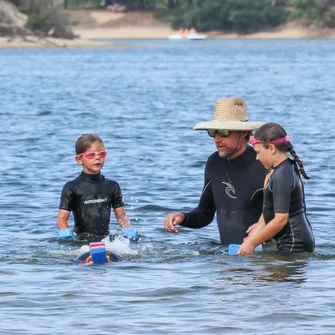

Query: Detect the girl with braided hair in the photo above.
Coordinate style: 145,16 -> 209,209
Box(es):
238,123 -> 315,255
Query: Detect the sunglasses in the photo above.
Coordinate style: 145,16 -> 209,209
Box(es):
78,150 -> 107,160
207,129 -> 231,138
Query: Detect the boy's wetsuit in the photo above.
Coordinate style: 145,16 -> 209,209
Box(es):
59,172 -> 124,239
180,146 -> 267,245
263,159 -> 315,252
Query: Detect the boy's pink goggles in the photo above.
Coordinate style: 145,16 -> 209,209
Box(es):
249,135 -> 290,145
78,150 -> 107,160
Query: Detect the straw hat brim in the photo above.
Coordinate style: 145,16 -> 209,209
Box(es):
193,120 -> 265,131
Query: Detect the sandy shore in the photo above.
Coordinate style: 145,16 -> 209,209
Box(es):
0,36 -> 120,49
1,10 -> 334,49
74,26 -> 335,40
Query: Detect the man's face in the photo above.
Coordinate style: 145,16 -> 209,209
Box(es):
213,131 -> 247,159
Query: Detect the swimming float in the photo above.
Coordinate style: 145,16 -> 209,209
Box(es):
75,242 -> 123,264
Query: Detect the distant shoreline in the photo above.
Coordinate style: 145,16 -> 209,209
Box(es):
74,27 -> 335,40
1,9 -> 334,49
0,33 -> 334,50
1,29 -> 335,50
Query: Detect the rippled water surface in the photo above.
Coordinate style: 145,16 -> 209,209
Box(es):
1,39 -> 335,335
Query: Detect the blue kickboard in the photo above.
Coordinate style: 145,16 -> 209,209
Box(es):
89,242 -> 107,264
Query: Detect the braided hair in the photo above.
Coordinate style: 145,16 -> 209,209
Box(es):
254,123 -> 309,179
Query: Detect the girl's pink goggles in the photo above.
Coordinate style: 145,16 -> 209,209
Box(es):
249,135 -> 290,145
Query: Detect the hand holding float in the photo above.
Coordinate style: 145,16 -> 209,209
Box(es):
123,228 -> 139,241
58,228 -> 77,241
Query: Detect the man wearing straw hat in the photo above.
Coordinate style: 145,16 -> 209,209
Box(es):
164,97 -> 267,245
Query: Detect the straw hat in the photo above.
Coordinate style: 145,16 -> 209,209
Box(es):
193,97 -> 264,131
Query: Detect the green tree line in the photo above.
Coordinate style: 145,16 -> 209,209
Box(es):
63,0 -> 335,32
6,0 -> 335,34
157,0 -> 287,33
155,0 -> 335,32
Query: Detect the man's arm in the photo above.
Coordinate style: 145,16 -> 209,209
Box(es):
180,180 -> 216,229
164,157 -> 216,233
164,182 -> 215,233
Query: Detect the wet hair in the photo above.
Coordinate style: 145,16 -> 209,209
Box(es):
254,123 -> 309,179
75,134 -> 104,155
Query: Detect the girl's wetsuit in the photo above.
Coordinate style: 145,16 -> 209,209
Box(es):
59,172 -> 124,239
180,146 -> 267,245
263,159 -> 315,252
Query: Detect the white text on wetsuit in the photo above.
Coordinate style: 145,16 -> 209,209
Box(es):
84,198 -> 108,205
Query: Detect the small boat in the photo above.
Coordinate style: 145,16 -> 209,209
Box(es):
185,33 -> 207,40
168,29 -> 207,40
168,34 -> 185,40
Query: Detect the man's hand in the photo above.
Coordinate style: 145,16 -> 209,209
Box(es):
164,213 -> 185,233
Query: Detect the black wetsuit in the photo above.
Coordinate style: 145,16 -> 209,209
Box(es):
180,146 -> 267,244
263,159 -> 315,252
59,172 -> 124,239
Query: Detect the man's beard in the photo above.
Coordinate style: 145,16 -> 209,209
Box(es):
217,146 -> 234,158
217,134 -> 243,159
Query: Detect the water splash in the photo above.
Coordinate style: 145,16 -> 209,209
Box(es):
78,235 -> 138,256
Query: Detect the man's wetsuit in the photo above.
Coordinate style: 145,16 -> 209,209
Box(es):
263,159 -> 315,252
59,171 -> 124,239
180,145 -> 267,244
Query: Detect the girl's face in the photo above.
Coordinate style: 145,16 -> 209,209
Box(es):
253,143 -> 276,170
75,141 -> 106,174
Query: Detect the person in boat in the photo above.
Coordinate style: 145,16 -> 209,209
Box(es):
237,122 -> 315,254
164,97 -> 267,244
178,28 -> 188,37
57,134 -> 135,242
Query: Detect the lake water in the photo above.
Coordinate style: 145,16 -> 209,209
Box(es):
1,39 -> 335,335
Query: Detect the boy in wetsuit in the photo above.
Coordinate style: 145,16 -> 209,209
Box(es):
57,134 -> 134,241
237,123 -> 315,255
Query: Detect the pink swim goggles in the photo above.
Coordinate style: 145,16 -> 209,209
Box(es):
249,135 -> 290,145
78,150 -> 107,160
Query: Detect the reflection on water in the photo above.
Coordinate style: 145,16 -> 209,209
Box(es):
215,249 -> 309,285
255,254 -> 308,284
1,39 -> 335,335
